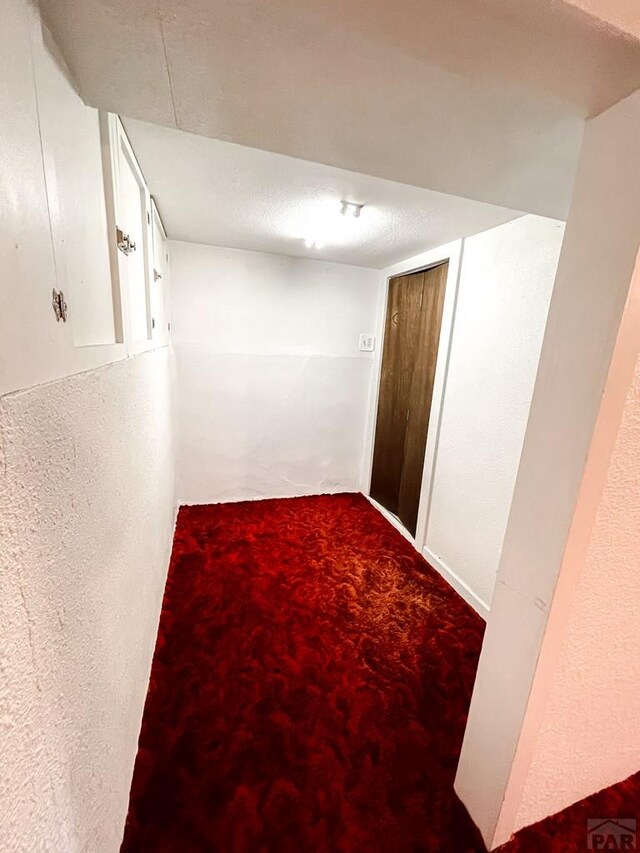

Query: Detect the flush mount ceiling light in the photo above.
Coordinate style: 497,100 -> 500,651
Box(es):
301,199 -> 366,250
340,200 -> 364,218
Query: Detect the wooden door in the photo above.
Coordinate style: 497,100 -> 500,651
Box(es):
370,263 -> 448,535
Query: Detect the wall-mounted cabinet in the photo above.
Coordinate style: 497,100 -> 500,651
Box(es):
101,113 -> 169,355
0,13 -> 129,397
35,35 -> 116,349
1,12 -> 169,398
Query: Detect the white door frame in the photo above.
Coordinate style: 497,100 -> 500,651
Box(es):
362,239 -> 464,552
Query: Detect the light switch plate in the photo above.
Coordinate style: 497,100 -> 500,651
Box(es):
359,333 -> 375,352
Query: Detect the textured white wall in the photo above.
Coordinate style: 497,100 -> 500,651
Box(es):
170,242 -> 379,503
0,350 -> 175,853
1,2 -> 177,850
515,348 -> 640,827
424,215 -> 565,612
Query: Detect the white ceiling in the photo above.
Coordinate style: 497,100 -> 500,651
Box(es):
123,117 -> 522,269
37,0 -> 640,219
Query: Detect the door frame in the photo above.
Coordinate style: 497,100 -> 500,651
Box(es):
363,239 -> 464,551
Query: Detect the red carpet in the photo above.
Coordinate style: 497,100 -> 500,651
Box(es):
121,493 -> 486,851
499,771 -> 640,851
121,492 -> 640,851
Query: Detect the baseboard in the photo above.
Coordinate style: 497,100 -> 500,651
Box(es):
365,495 -> 416,545
422,545 -> 490,621
366,494 -> 490,620
178,487 -> 357,506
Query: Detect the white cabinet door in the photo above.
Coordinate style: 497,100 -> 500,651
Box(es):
150,200 -> 170,345
109,117 -> 153,345
34,37 -> 116,348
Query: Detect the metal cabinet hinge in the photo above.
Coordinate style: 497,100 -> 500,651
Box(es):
52,288 -> 68,322
116,226 -> 136,256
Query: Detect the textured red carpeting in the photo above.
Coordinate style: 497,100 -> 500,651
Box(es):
121,492 -> 640,851
498,770 -> 640,851
121,493 -> 487,852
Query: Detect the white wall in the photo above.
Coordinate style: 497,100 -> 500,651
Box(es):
456,87 -> 640,850
0,2 -> 177,850
424,216 -> 565,612
171,242 -> 379,503
0,351 -> 175,853
371,216 -> 564,617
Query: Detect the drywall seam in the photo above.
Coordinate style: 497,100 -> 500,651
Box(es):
27,7 -> 60,292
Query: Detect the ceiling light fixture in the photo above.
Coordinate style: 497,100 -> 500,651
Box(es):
301,199 -> 366,250
340,200 -> 364,218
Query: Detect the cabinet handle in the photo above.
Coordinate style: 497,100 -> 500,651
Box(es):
116,226 -> 136,256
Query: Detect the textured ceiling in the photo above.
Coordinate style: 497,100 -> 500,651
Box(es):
122,118 -> 523,268
37,0 -> 640,218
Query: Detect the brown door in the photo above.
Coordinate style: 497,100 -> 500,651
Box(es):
370,263 -> 448,535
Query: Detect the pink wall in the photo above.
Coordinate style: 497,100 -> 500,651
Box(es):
515,305 -> 640,829
562,0 -> 640,38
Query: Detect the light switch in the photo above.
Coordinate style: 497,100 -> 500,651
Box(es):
359,334 -> 375,352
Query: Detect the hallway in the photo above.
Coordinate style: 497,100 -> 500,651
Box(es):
5,0 -> 640,848
121,494 -> 485,851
